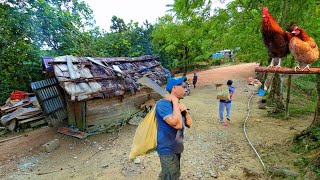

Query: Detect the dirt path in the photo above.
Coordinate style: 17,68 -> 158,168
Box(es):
1,63 -> 313,179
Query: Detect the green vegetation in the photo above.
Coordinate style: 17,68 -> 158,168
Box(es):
1,0 -> 319,103
0,0 -> 319,177
289,75 -> 317,117
0,1 -> 155,103
292,125 -> 320,177
261,74 -> 320,178
288,75 -> 320,178
292,129 -> 320,154
266,75 -> 317,119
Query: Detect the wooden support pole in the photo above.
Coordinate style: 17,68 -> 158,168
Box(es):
255,66 -> 320,74
74,101 -> 86,131
66,99 -> 76,127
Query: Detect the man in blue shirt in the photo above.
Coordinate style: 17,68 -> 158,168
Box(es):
219,80 -> 235,122
156,76 -> 192,180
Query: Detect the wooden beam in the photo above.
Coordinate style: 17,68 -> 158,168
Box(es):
255,66 -> 320,74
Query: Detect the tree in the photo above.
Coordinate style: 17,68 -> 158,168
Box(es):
110,16 -> 127,33
0,3 -> 42,103
0,0 -> 96,103
29,0 -> 95,55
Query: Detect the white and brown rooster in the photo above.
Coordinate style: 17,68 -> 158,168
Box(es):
289,26 -> 319,71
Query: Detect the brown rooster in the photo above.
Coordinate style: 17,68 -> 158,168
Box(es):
289,26 -> 319,71
261,6 -> 292,68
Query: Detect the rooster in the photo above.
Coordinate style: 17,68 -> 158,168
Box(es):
289,26 -> 319,71
261,6 -> 292,68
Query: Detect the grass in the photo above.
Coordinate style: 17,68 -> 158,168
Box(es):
292,131 -> 320,178
289,75 -> 317,116
266,74 -> 317,119
289,73 -> 320,178
266,74 -> 320,178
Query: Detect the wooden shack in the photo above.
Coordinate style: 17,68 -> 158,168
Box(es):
52,55 -> 168,133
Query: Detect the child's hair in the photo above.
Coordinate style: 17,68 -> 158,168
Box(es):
227,80 -> 233,85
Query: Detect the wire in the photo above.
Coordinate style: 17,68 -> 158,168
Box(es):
243,83 -> 267,172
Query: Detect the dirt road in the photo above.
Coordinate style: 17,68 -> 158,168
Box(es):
1,63 -> 313,179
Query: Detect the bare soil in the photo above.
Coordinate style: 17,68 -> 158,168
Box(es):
0,63 -> 313,179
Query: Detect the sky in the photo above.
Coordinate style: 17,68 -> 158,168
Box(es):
84,0 -> 232,31
84,0 -> 173,31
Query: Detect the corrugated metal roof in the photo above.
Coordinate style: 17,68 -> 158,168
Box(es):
50,55 -> 168,101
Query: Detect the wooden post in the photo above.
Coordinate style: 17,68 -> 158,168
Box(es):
66,99 -> 76,127
74,101 -> 86,131
80,102 -> 86,131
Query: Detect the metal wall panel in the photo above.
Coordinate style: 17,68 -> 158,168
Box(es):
31,78 -> 67,125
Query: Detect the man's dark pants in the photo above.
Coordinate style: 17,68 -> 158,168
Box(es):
159,154 -> 181,180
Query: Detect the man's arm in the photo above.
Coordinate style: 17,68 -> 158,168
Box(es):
185,111 -> 192,128
164,95 -> 183,129
178,103 -> 192,128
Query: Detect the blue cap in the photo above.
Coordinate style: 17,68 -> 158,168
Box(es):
166,76 -> 186,92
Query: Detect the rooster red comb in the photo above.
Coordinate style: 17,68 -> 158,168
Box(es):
262,6 -> 269,15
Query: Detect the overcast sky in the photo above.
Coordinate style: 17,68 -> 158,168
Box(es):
84,0 -> 231,31
84,0 -> 173,31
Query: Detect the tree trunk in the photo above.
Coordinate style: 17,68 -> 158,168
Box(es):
285,75 -> 292,119
285,57 -> 295,119
257,71 -> 267,89
311,74 -> 320,128
269,73 -> 285,111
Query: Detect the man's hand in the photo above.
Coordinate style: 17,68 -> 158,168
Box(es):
178,103 -> 187,112
179,103 -> 192,128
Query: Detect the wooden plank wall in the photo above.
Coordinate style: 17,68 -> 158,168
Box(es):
85,89 -> 162,133
67,100 -> 86,131
66,99 -> 76,127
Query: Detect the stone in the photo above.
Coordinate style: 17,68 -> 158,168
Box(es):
42,139 -> 60,153
134,157 -> 141,164
219,165 -> 226,170
209,170 -> 218,178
